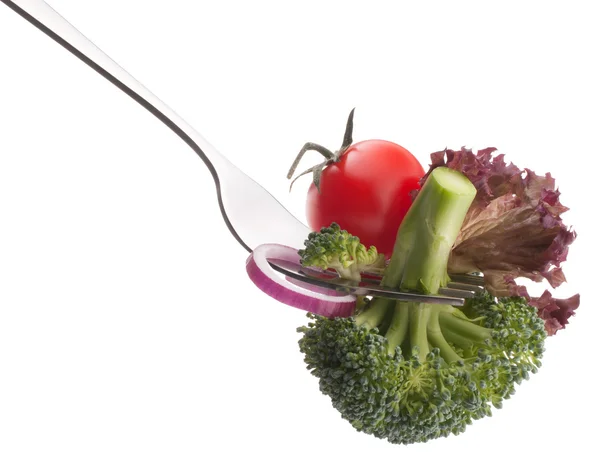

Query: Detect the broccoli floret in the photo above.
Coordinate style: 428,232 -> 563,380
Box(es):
298,223 -> 386,282
298,293 -> 546,444
297,167 -> 547,444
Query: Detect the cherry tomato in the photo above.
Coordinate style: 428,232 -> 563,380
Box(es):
306,139 -> 424,257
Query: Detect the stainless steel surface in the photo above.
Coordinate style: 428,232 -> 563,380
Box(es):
1,0 -> 310,253
1,0 -> 487,305
449,273 -> 487,286
270,259 -> 484,306
446,281 -> 484,293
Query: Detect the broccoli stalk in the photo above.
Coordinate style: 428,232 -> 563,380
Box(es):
356,166 -> 477,361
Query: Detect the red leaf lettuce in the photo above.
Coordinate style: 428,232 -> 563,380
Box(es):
416,147 -> 579,335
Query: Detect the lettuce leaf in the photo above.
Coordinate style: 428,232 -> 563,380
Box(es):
416,147 -> 579,335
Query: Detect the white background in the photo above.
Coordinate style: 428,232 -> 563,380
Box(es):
0,1 -> 597,473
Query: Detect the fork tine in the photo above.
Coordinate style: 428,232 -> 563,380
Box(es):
449,273 -> 485,286
446,281 -> 484,293
439,287 -> 477,299
362,277 -> 482,299
270,260 -> 487,306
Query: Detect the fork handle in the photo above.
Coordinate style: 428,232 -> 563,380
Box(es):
2,0 -> 249,249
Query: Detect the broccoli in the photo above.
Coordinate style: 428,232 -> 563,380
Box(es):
298,223 -> 386,282
297,167 -> 547,444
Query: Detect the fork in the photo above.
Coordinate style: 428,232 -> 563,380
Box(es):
1,0 -> 484,305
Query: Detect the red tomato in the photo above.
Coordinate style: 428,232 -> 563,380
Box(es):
306,139 -> 424,257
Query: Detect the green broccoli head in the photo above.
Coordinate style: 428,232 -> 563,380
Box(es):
295,167 -> 555,445
298,223 -> 386,282
297,291 -> 547,445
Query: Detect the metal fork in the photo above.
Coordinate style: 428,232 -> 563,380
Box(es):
1,0 -> 484,305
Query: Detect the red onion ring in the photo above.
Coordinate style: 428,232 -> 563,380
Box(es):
246,243 -> 356,318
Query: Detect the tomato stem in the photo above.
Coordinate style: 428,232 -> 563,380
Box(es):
340,108 -> 355,149
287,108 -> 356,192
286,142 -> 334,179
